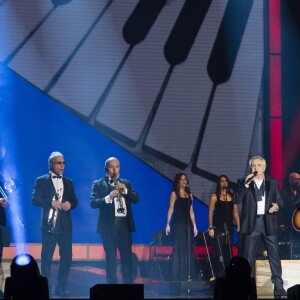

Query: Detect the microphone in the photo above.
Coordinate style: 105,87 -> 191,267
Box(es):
185,185 -> 191,194
245,171 -> 258,184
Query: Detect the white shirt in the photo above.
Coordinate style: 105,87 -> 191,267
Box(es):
105,178 -> 128,217
254,178 -> 265,215
50,172 -> 64,202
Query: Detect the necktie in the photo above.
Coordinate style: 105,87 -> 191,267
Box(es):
53,175 -> 62,179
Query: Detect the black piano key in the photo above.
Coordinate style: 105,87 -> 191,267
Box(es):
52,0 -> 71,6
164,0 -> 212,66
123,0 -> 167,46
88,0 -> 167,123
190,0 -> 254,171
137,0 -> 212,152
207,0 -> 254,84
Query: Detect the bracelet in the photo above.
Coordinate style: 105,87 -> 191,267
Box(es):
209,227 -> 214,230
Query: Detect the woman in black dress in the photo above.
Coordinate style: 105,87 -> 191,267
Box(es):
165,172 -> 198,282
208,174 -> 240,277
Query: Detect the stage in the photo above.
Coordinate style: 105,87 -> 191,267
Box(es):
0,244 -> 295,299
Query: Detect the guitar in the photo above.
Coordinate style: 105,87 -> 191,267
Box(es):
292,209 -> 300,232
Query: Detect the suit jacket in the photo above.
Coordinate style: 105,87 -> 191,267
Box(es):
32,174 -> 78,232
90,177 -> 139,233
234,175 -> 283,235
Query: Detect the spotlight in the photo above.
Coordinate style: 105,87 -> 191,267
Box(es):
4,253 -> 49,300
3,178 -> 17,194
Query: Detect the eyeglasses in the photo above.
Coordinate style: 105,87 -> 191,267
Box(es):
53,161 -> 66,165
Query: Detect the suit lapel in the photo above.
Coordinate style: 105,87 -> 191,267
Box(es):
48,174 -> 56,195
265,177 -> 270,202
250,181 -> 257,201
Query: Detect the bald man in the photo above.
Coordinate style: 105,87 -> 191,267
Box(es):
90,157 -> 139,284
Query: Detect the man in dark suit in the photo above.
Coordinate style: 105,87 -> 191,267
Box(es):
234,155 -> 287,297
91,157 -> 139,284
32,151 -> 78,297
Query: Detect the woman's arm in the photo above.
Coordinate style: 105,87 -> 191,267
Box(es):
165,191 -> 176,235
208,193 -> 217,238
190,200 -> 198,237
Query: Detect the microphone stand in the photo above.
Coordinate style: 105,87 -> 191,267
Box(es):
181,188 -> 209,295
185,186 -> 192,283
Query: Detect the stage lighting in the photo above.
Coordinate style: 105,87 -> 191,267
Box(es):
4,253 -> 49,300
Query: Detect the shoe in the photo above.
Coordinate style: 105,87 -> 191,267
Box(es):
274,286 -> 287,296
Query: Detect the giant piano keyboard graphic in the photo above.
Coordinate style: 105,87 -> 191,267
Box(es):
0,0 -> 264,204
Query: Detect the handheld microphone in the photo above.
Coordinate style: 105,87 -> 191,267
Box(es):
245,171 -> 258,184
185,185 -> 191,194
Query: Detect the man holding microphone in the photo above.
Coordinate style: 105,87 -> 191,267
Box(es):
234,155 -> 286,297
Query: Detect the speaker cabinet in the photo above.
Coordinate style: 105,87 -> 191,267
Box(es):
90,284 -> 144,300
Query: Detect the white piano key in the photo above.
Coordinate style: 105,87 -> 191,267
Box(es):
0,0 -> 52,62
49,0 -> 138,117
144,0 -> 228,165
8,0 -> 108,90
196,0 -> 264,180
95,0 -> 186,142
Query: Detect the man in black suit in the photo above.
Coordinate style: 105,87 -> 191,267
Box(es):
32,151 -> 78,297
91,157 -> 139,284
234,155 -> 287,297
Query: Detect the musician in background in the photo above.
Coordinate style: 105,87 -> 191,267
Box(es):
0,186 -> 8,265
208,175 -> 240,277
278,172 -> 300,259
32,151 -> 78,297
234,155 -> 286,297
90,157 -> 139,284
165,172 -> 198,282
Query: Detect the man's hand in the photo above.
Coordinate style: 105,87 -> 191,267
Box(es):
62,201 -> 71,211
0,198 -> 8,208
269,202 -> 279,214
52,200 -> 63,211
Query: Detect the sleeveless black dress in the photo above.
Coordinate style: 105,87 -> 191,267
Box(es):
212,197 -> 234,277
171,196 -> 195,281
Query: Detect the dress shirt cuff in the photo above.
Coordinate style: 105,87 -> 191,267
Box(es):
105,195 -> 112,204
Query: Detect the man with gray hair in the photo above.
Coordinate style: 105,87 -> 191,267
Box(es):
90,157 -> 139,284
234,155 -> 286,297
32,151 -> 78,297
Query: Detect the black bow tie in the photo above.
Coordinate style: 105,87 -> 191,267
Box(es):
53,175 -> 62,179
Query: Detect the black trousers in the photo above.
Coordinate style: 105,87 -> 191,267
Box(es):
243,215 -> 283,288
41,230 -> 72,291
101,218 -> 132,284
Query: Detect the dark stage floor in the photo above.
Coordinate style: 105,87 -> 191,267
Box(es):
0,261 -> 284,299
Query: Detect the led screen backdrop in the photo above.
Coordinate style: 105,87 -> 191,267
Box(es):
0,0 -> 266,244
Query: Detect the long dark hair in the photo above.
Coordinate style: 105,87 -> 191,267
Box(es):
216,174 -> 232,197
172,172 -> 190,198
